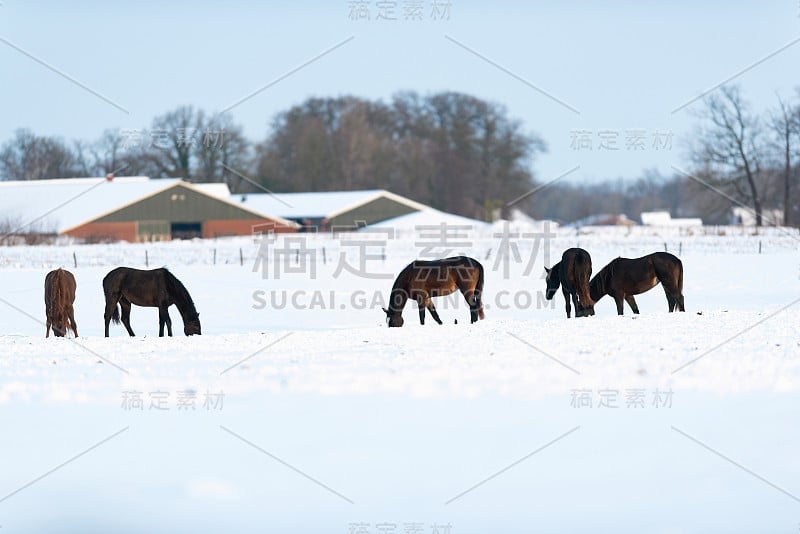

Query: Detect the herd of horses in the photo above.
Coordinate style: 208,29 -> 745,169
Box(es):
381,248 -> 685,327
44,267 -> 201,338
42,249 -> 684,337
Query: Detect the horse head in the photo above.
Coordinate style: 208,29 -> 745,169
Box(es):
184,313 -> 201,336
382,307 -> 404,327
544,266 -> 559,300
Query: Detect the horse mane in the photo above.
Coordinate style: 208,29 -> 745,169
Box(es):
590,259 -> 617,301
388,263 -> 412,314
162,268 -> 198,317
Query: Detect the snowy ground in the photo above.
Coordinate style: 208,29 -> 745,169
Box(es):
1,226 -> 799,533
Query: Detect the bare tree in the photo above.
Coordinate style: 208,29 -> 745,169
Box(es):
767,92 -> 800,226
0,129 -> 81,180
692,85 -> 766,225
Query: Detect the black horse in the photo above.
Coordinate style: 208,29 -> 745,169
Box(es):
103,267 -> 201,337
589,252 -> 685,315
382,256 -> 485,327
545,248 -> 595,318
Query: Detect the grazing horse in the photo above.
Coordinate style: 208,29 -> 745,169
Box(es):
103,267 -> 201,337
545,248 -> 595,318
382,256 -> 485,327
44,268 -> 78,338
589,252 -> 685,315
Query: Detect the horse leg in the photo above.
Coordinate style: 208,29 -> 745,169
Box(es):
663,286 -> 676,312
624,295 -> 640,314
562,287 -> 572,318
104,293 -> 121,337
46,316 -> 51,338
426,299 -> 443,325
120,298 -> 135,337
417,296 -> 426,325
159,305 -> 173,337
571,290 -> 583,318
612,293 -> 625,315
462,289 -> 478,323
68,306 -> 78,337
676,293 -> 685,312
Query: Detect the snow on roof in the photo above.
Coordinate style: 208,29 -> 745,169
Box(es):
372,208 -> 489,231
0,177 -> 181,233
193,182 -> 231,199
640,211 -> 672,225
641,210 -> 703,227
235,189 -> 428,219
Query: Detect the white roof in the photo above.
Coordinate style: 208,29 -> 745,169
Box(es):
235,189 -> 428,220
372,208 -> 489,231
640,211 -> 672,225
0,177 -> 182,233
0,177 -> 297,233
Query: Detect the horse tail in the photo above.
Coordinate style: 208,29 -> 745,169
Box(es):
677,259 -> 684,293
111,304 -> 120,324
576,256 -> 594,308
475,260 -> 485,320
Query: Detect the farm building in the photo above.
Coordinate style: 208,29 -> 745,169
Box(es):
729,206 -> 784,226
640,211 -> 703,227
236,189 -> 430,231
0,177 -> 297,243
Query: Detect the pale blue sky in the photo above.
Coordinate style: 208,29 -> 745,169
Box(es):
1,0 -> 798,186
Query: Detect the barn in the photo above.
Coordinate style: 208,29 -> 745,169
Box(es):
236,189 -> 429,231
0,177 -> 297,243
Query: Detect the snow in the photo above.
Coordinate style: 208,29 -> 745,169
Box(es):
0,226 -> 798,532
235,189 -> 427,220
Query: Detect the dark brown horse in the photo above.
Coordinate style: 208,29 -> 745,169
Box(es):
589,252 -> 685,315
545,248 -> 595,318
44,268 -> 78,338
382,256 -> 485,327
103,267 -> 201,337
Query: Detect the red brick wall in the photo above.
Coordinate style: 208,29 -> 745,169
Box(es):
203,218 -> 296,238
66,222 -> 138,242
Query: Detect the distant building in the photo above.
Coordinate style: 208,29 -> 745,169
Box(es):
0,177 -> 297,242
569,213 -> 637,227
640,211 -> 702,227
237,189 -> 429,231
729,206 -> 783,226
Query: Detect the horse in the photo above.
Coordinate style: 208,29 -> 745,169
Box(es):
589,252 -> 685,315
545,248 -> 595,318
102,267 -> 201,337
382,256 -> 485,327
44,268 -> 78,338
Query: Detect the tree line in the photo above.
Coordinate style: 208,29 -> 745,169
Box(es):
1,87 -> 798,225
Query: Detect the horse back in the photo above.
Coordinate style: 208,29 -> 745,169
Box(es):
402,256 -> 482,296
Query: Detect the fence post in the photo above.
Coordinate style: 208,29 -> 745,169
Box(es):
73,252 -> 77,269
759,241 -> 762,254
213,248 -> 217,265
322,247 -> 327,265
145,250 -> 149,267
240,248 -> 244,266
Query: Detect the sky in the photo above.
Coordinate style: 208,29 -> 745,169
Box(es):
0,0 -> 799,186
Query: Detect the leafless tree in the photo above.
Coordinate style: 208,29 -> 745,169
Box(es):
692,85 -> 766,225
0,129 -> 81,180
767,92 -> 800,226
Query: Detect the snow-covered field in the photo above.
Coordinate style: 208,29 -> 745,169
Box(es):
1,225 -> 799,533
